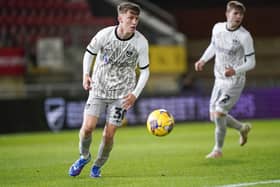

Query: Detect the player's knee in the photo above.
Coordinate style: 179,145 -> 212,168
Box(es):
210,112 -> 225,122
103,124 -> 117,143
103,133 -> 114,143
103,129 -> 115,144
213,112 -> 226,118
81,115 -> 98,135
213,112 -> 227,130
80,124 -> 94,137
213,113 -> 226,124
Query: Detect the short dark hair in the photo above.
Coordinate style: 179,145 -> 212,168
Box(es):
226,1 -> 246,13
117,2 -> 141,15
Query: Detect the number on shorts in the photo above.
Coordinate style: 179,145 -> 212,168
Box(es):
220,94 -> 230,104
113,107 -> 126,121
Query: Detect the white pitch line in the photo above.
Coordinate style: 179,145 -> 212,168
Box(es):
216,179 -> 280,187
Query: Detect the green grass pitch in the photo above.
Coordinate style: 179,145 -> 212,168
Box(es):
1,119 -> 280,187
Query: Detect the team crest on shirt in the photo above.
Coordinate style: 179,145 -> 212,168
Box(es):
126,50 -> 133,57
103,54 -> 109,64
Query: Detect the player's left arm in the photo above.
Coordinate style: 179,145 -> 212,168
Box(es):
225,34 -> 256,77
123,67 -> 149,110
131,65 -> 150,98
123,40 -> 150,110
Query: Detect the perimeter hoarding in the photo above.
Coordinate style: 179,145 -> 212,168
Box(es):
0,88 -> 279,133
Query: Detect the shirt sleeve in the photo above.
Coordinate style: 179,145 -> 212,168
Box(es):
200,24 -> 216,63
132,67 -> 150,98
83,51 -> 95,77
235,33 -> 256,74
132,37 -> 150,98
200,42 -> 215,63
86,29 -> 104,55
138,38 -> 149,69
243,33 -> 255,55
83,29 -> 106,77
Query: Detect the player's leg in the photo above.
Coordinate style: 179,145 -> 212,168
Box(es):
224,84 -> 243,130
207,81 -> 250,158
224,83 -> 251,146
206,83 -> 225,158
210,89 -> 237,158
226,114 -> 242,130
69,98 -> 105,177
91,124 -> 118,177
91,99 -> 126,178
225,114 -> 251,145
239,123 -> 251,146
207,80 -> 244,158
214,112 -> 227,152
79,115 -> 98,159
69,115 -> 98,176
206,111 -> 226,159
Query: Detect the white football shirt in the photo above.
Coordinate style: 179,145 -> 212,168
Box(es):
86,26 -> 149,99
201,22 -> 255,81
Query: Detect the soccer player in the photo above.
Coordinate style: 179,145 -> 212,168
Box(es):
194,1 -> 256,158
69,2 -> 149,177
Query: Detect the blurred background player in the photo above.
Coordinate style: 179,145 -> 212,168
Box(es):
69,2 -> 149,177
194,1 -> 256,158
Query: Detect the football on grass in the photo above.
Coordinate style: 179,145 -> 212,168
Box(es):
146,109 -> 175,136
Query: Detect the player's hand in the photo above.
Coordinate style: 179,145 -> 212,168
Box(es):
122,93 -> 136,110
224,67 -> 236,77
83,74 -> 92,91
194,60 -> 205,71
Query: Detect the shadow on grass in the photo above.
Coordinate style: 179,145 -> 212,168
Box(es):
201,158 -> 246,166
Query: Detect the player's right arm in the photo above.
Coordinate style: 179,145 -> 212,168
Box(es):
82,27 -> 107,91
195,24 -> 216,72
82,51 -> 96,90
195,43 -> 215,71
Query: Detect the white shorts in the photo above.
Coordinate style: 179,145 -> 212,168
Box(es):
84,98 -> 126,127
210,79 -> 245,114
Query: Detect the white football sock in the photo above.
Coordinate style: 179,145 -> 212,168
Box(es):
213,115 -> 227,152
226,114 -> 242,130
94,139 -> 113,167
79,135 -> 92,158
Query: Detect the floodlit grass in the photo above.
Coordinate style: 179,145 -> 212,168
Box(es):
1,119 -> 280,187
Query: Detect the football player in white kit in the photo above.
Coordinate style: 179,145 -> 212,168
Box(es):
195,1 -> 256,158
69,2 -> 149,177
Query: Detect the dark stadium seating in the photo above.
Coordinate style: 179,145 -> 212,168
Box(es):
0,0 -> 115,48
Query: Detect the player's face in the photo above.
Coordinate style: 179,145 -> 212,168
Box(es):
119,10 -> 139,34
226,8 -> 244,29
